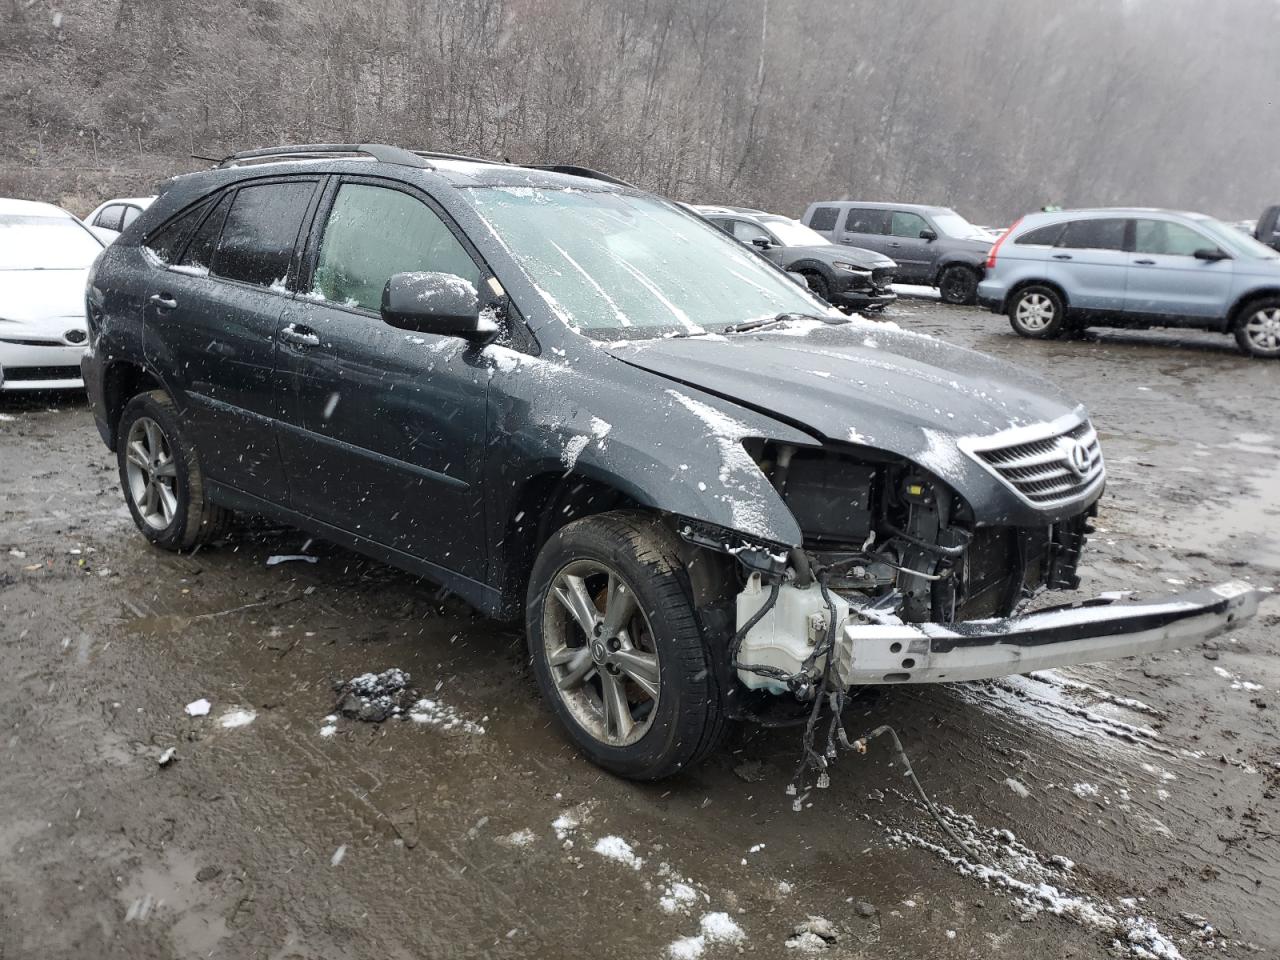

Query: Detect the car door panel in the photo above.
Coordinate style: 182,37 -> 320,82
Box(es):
275,177 -> 489,580
883,211 -> 934,282
1050,218 -> 1129,312
1125,219 -> 1233,321
143,180 -> 320,500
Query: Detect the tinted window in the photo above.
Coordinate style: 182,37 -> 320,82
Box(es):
808,206 -> 838,231
1059,218 -> 1127,251
730,219 -> 772,243
145,199 -> 212,264
709,218 -> 734,236
1134,219 -> 1209,256
889,211 -> 929,238
121,205 -> 142,229
177,193 -> 232,273
211,181 -> 316,288
311,183 -> 480,313
1015,223 -> 1066,246
95,204 -> 124,231
844,208 -> 888,234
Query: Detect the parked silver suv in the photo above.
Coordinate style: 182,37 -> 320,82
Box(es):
978,208 -> 1280,357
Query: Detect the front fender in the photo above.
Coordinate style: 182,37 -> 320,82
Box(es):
482,346 -> 817,547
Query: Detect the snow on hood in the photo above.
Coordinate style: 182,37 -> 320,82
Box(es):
0,268 -> 90,323
604,319 -> 1083,474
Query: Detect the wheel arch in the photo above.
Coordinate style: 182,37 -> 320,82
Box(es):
931,258 -> 983,285
102,360 -> 167,450
1227,288 -> 1280,329
1007,277 -> 1071,312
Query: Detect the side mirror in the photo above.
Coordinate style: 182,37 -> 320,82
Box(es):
1193,247 -> 1230,262
750,236 -> 773,249
919,228 -> 938,242
381,271 -> 495,341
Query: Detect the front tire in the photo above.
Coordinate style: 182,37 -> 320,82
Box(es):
803,272 -> 831,302
526,511 -> 727,779
1008,285 -> 1067,339
117,390 -> 230,551
1234,298 -> 1280,358
938,264 -> 979,305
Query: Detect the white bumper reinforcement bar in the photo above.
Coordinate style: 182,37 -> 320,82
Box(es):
841,581 -> 1262,685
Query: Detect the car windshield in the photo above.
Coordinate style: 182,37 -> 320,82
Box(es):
1192,215 -> 1280,260
0,214 -> 103,270
464,187 -> 830,339
931,211 -> 994,241
760,217 -> 830,247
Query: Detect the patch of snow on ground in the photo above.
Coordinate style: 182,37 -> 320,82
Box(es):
501,828 -> 537,847
699,912 -> 746,944
1072,782 -> 1100,798
408,698 -> 485,734
552,812 -> 580,841
659,881 -> 700,914
592,835 -> 643,870
219,709 -> 256,728
184,698 -> 211,717
784,931 -> 829,953
877,796 -> 1188,960
667,936 -> 705,959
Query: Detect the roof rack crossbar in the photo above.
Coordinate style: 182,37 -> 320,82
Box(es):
218,143 -> 434,170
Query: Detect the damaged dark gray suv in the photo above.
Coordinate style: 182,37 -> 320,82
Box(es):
83,144 -> 1259,780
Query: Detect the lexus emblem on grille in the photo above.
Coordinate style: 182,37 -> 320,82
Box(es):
1062,438 -> 1091,478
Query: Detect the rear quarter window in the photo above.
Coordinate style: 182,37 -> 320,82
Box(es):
1014,223 -> 1066,246
144,198 -> 215,264
843,208 -> 888,234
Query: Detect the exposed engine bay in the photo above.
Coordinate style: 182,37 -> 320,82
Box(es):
678,437 -> 1256,701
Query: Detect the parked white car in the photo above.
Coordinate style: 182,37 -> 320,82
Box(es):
0,198 -> 104,390
83,195 -> 155,243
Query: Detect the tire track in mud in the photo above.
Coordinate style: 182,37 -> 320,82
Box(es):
845,664 -> 1278,953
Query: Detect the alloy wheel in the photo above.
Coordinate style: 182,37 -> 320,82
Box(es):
542,559 -> 661,747
124,416 -> 179,530
1015,292 -> 1055,331
1243,307 -> 1280,355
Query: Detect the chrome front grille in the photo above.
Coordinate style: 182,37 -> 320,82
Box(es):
966,419 -> 1104,508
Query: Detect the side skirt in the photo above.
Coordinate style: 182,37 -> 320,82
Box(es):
205,480 -> 504,617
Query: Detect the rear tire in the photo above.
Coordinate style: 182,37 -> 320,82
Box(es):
117,390 -> 231,551
938,264 -> 979,305
1008,285 -> 1067,339
1233,298 -> 1280,358
526,511 -> 727,779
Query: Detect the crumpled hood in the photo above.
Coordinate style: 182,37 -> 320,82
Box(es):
782,245 -> 895,270
604,318 -> 1083,476
0,268 -> 90,324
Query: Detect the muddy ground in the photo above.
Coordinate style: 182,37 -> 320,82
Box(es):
2,300 -> 1277,960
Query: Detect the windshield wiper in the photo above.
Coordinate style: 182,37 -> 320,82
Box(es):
722,312 -> 847,334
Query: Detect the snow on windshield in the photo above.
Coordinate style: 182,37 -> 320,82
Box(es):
464,187 -> 825,340
0,215 -> 102,270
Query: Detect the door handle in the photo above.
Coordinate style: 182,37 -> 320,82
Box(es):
280,323 -> 320,348
148,293 -> 178,309
889,242 -> 902,248
1134,258 -> 1156,265
1052,254 -> 1073,260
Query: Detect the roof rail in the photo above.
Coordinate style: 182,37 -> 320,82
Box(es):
523,164 -> 634,188
218,143 -> 434,170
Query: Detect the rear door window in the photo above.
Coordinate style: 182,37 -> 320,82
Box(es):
889,211 -> 930,239
1059,218 -> 1127,251
310,182 -> 481,313
1015,223 -> 1066,246
1133,219 -> 1209,256
121,205 -> 142,229
807,207 -> 838,231
211,181 -> 318,289
844,208 -> 888,234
